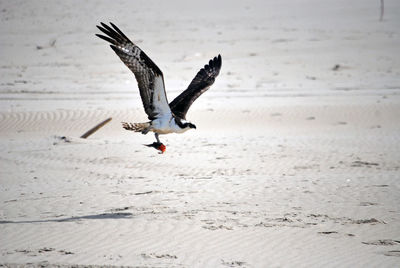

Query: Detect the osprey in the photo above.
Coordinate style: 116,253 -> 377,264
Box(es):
96,22 -> 222,153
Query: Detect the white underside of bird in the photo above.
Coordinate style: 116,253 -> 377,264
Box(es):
151,116 -> 191,134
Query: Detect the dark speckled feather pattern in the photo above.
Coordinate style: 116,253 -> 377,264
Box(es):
169,55 -> 222,119
96,22 -> 168,120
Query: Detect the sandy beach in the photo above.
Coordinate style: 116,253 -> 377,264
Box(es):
1,0 -> 400,267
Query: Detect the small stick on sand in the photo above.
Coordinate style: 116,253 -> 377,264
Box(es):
80,117 -> 112,139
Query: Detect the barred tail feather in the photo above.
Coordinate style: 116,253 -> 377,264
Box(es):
122,122 -> 150,133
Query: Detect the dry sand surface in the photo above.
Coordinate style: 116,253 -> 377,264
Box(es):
1,0 -> 400,267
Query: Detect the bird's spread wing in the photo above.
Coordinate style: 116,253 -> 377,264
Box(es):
169,55 -> 222,119
96,22 -> 171,120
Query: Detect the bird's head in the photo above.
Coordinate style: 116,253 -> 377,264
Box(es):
185,122 -> 196,130
176,118 -> 196,131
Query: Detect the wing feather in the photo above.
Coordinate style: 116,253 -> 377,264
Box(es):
96,22 -> 170,119
169,55 -> 222,119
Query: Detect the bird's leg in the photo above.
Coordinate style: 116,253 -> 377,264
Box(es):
155,133 -> 161,143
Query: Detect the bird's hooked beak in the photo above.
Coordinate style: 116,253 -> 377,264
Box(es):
190,123 -> 196,129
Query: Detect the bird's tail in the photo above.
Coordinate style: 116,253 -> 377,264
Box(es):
122,122 -> 151,134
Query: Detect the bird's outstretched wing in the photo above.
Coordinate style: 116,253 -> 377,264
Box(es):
169,55 -> 222,119
96,22 -> 171,120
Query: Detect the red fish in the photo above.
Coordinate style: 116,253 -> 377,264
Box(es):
144,142 -> 166,154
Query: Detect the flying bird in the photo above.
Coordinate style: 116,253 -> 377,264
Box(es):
96,22 -> 222,153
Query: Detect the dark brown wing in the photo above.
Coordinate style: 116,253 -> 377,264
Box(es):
169,55 -> 222,119
96,22 -> 171,120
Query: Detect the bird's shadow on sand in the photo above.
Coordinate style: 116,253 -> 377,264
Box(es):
0,212 -> 133,224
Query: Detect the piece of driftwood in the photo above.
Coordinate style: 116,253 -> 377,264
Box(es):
80,117 -> 112,139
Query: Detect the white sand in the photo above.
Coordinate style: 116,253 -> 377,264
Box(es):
1,0 -> 400,267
